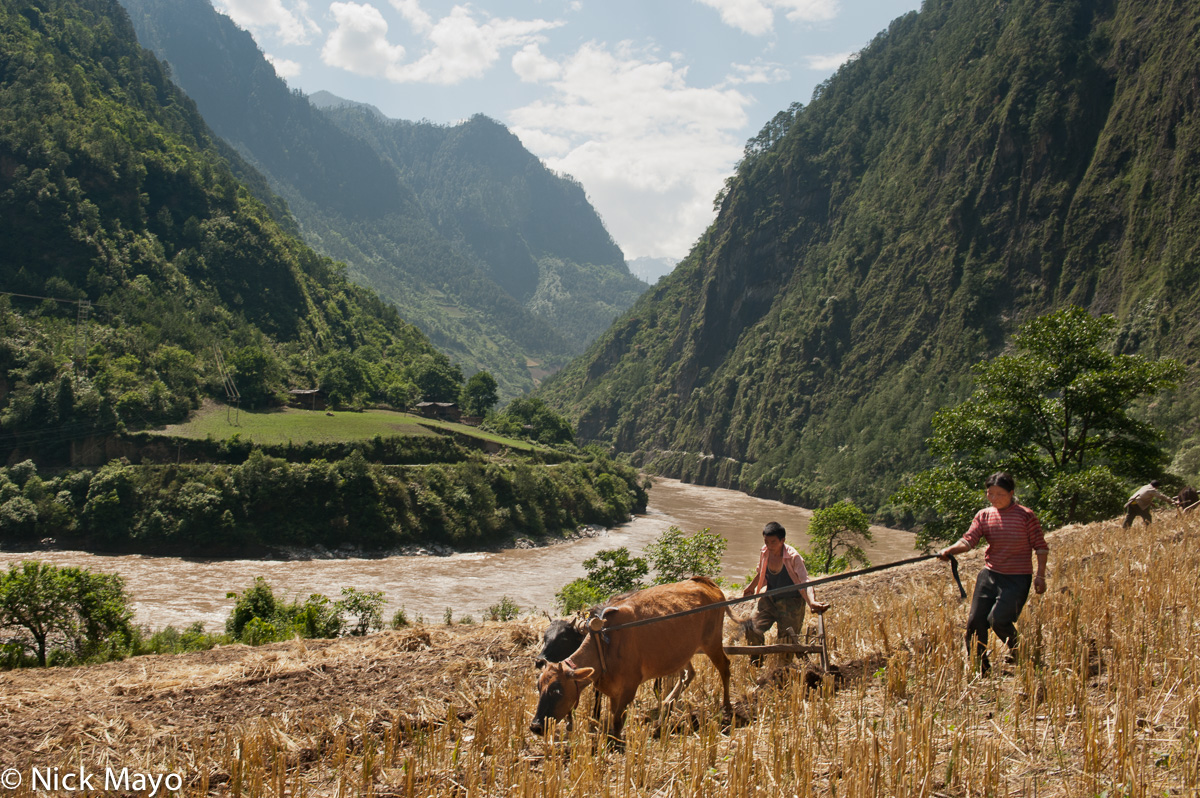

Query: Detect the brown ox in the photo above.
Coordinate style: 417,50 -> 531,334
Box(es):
529,576 -> 732,738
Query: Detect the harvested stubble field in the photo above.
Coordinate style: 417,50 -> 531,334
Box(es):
1,514 -> 1198,797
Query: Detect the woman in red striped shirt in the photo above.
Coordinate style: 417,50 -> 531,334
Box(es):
938,472 -> 1048,676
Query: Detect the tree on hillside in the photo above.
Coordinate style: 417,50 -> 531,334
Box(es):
404,354 -> 463,404
893,307 -> 1187,543
488,397 -> 574,445
460,371 -> 499,417
229,345 -> 280,408
807,501 -> 872,573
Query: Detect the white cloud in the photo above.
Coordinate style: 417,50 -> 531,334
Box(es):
385,6 -> 562,85
511,126 -> 571,157
321,2 -> 406,78
508,43 -> 751,260
512,43 -> 561,83
805,50 -> 853,70
265,54 -> 303,79
388,0 -> 433,33
214,0 -> 320,45
696,0 -> 839,36
726,60 -> 790,85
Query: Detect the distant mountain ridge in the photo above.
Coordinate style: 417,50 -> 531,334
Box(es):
118,0 -> 646,398
308,91 -> 386,120
626,257 -> 678,285
540,0 -> 1200,512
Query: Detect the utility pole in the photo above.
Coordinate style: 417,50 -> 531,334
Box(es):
72,299 -> 90,379
213,344 -> 240,424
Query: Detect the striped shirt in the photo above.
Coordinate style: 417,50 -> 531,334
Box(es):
957,502 -> 1048,575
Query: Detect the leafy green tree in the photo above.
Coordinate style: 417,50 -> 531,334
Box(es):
893,308 -> 1187,541
807,500 -> 872,573
318,351 -> 374,407
384,377 -> 420,410
554,579 -> 604,615
460,371 -> 499,417
892,466 -> 982,551
0,562 -> 133,666
228,345 -> 279,408
489,397 -> 574,445
404,354 -> 464,403
646,526 -> 727,585
554,547 -> 648,614
584,548 -> 649,595
0,562 -> 73,666
67,568 -> 135,661
0,495 -> 39,538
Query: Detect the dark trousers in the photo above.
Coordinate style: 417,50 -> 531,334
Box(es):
1122,504 -> 1152,527
966,569 -> 1031,669
746,596 -> 806,665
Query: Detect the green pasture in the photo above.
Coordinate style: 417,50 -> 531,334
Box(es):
156,404 -> 541,451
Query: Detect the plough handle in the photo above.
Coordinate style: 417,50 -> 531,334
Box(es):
947,554 -> 966,600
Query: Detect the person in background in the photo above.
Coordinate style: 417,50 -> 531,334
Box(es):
1122,480 -> 1174,527
938,472 -> 1048,676
741,521 -> 829,665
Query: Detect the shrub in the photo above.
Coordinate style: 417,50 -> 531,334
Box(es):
485,595 -> 520,621
555,578 -> 605,614
337,587 -> 384,636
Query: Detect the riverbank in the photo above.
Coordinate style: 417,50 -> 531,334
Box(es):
2,479 -> 915,631
2,513 -> 1196,796
0,452 -> 646,559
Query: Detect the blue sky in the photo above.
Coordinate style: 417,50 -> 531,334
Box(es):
214,0 -> 921,262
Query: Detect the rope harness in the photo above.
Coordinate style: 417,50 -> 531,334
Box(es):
594,554 -> 965,635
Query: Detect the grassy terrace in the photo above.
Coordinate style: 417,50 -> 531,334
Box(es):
154,404 -> 541,452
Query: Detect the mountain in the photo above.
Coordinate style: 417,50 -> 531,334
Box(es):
540,0 -> 1200,513
0,0 -> 445,461
317,107 -> 646,353
308,91 -> 386,121
117,0 -> 647,398
627,257 -> 678,285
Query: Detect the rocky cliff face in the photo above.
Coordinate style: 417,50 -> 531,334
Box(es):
541,0 -> 1200,510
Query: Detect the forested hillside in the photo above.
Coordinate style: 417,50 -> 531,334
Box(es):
0,0 -> 447,462
119,0 -> 646,398
316,103 -> 645,354
541,0 -> 1200,513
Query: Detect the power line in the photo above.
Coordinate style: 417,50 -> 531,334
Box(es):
0,290 -> 104,307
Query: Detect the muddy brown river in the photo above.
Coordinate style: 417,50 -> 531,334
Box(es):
2,478 -> 917,631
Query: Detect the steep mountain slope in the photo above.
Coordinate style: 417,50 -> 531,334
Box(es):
118,0 -> 646,397
541,0 -> 1200,512
315,104 -> 644,352
0,0 -> 442,460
